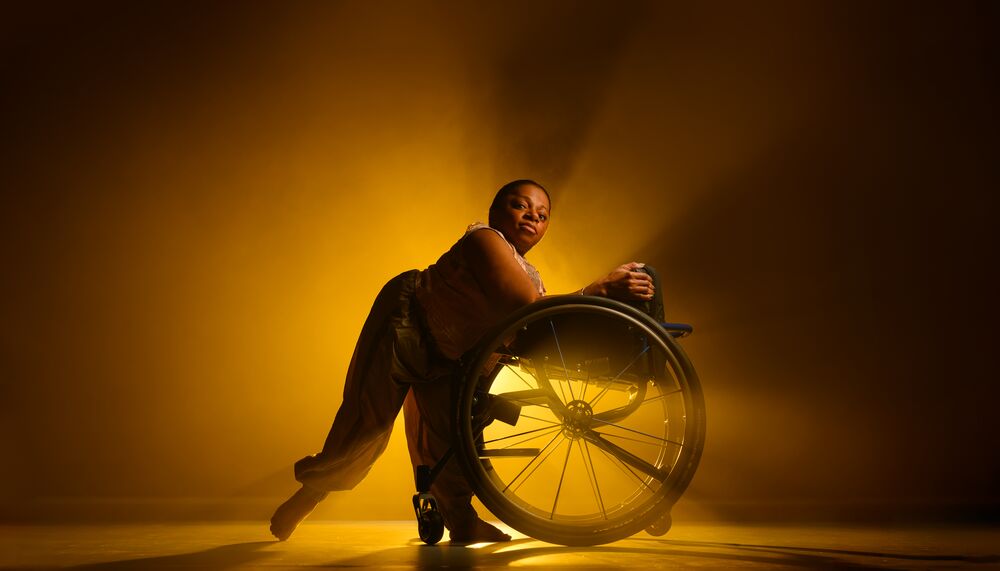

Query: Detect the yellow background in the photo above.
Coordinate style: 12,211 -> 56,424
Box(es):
1,1 -> 996,523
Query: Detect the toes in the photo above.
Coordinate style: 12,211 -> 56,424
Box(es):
450,519 -> 511,543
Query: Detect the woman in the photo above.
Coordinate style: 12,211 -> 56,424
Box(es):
271,180 -> 656,543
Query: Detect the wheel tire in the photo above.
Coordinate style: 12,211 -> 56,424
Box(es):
453,296 -> 706,546
418,510 -> 445,545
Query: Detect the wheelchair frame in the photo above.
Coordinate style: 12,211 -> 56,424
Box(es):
413,295 -> 705,546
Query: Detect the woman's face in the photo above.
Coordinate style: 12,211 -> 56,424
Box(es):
490,184 -> 550,255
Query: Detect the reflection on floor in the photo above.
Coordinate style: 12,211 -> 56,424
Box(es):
2,521 -> 998,570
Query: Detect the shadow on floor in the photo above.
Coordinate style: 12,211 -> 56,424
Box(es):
325,537 -> 1000,570
61,541 -> 275,570
655,538 -> 1000,565
652,539 -> 1000,563
18,536 -> 995,570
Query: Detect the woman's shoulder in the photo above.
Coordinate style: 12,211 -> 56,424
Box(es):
464,222 -> 505,240
462,222 -> 516,254
460,222 -> 545,295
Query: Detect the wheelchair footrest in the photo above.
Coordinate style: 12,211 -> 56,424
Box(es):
479,448 -> 541,457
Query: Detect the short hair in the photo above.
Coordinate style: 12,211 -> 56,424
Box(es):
488,179 -> 551,216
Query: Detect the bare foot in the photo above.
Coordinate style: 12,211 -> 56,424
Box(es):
449,518 -> 512,543
269,486 -> 326,541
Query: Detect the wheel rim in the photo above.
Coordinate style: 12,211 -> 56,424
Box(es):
457,300 -> 704,539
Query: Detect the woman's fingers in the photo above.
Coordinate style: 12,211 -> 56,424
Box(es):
630,271 -> 652,284
629,272 -> 653,289
625,261 -> 645,271
637,273 -> 654,299
617,261 -> 645,273
619,272 -> 653,301
601,263 -> 656,301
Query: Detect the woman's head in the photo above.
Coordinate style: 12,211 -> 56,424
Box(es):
488,179 -> 551,255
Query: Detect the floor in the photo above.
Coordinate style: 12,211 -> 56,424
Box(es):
2,521 -> 998,570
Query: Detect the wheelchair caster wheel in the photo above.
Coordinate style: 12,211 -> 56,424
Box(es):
645,512 -> 672,536
418,509 -> 445,545
413,492 -> 444,545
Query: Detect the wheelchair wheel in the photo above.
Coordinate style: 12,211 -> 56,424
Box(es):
418,510 -> 445,545
413,492 -> 445,545
645,512 -> 672,536
454,296 -> 705,546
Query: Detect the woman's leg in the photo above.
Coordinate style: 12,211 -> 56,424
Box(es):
403,381 -> 511,542
271,272 -> 416,540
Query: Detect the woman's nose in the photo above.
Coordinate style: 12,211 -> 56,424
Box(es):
523,211 -> 537,221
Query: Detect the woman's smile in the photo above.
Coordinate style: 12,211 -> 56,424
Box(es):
490,184 -> 550,255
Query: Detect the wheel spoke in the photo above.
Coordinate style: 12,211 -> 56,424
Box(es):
579,440 -> 607,519
549,320 -> 575,401
484,424 -> 561,446
636,388 -> 683,407
600,430 -> 683,448
550,439 -> 574,519
584,431 -> 669,481
480,448 -> 541,457
591,417 -> 685,447
504,363 -> 537,390
511,436 -> 568,494
519,413 -> 562,426
596,446 -> 660,495
503,430 -> 563,493
531,365 -> 570,416
539,352 -> 569,406
588,345 -> 650,408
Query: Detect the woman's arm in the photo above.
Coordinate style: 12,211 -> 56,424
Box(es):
464,228 -> 653,309
463,228 -> 541,316
580,262 -> 655,302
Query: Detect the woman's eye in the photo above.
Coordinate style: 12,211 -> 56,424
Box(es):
512,202 -> 525,209
538,214 -> 547,221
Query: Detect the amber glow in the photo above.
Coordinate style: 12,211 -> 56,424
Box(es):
477,365 -> 685,518
3,1 -> 996,526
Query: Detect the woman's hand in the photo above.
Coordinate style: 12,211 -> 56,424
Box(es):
582,262 -> 655,301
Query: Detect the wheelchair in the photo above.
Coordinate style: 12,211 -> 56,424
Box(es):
412,294 -> 705,546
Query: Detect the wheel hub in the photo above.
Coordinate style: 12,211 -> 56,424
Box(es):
562,399 -> 594,439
